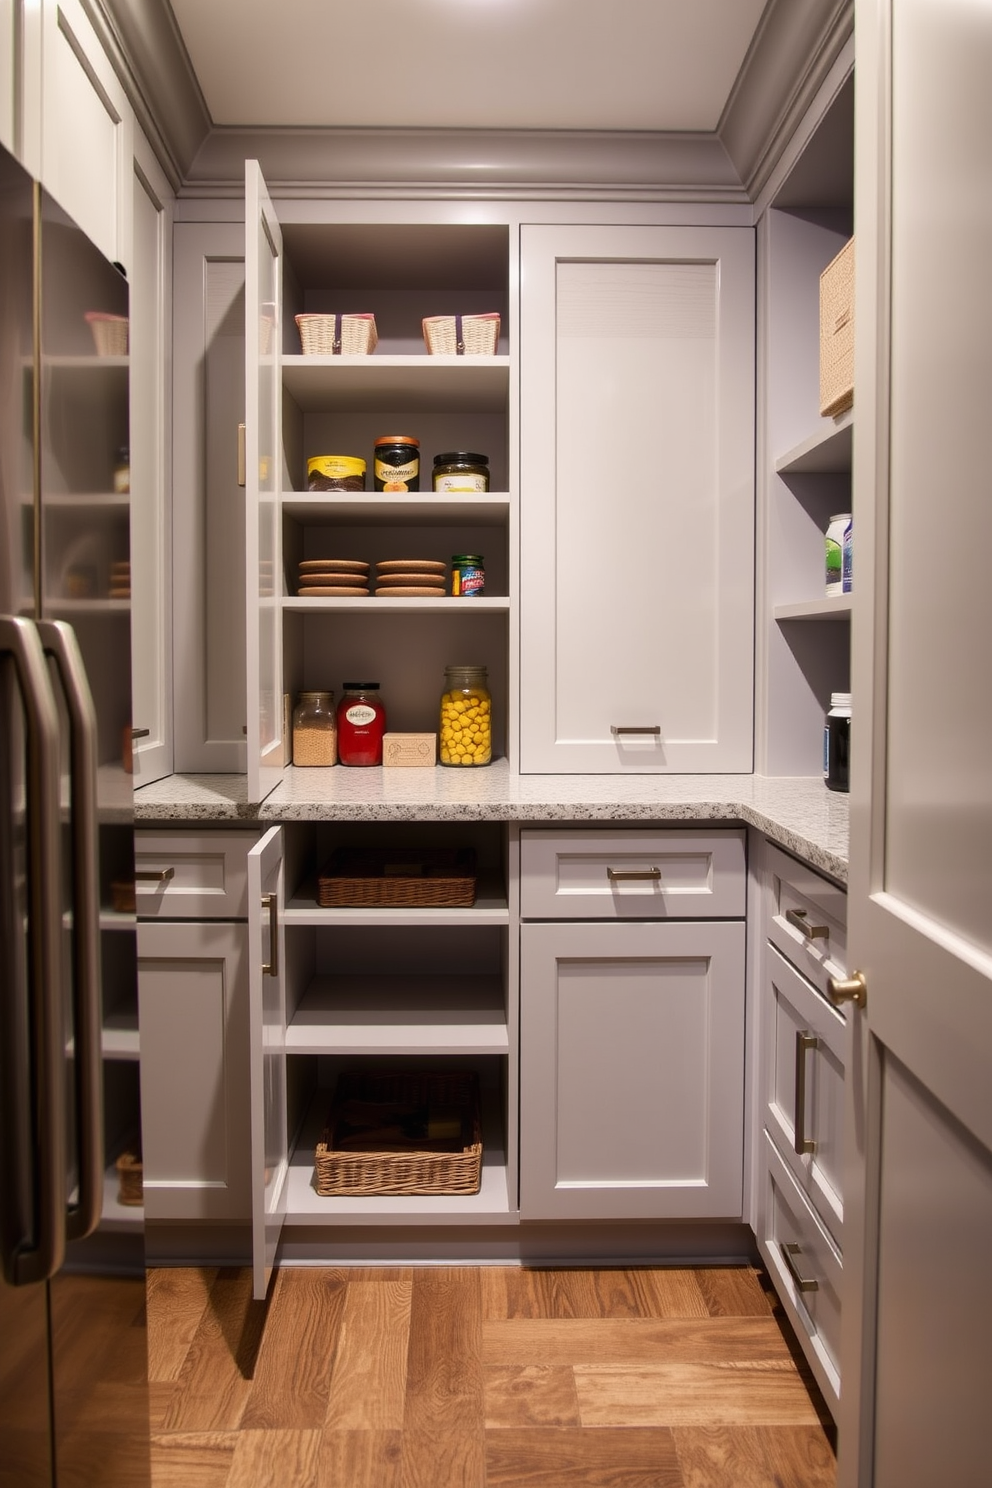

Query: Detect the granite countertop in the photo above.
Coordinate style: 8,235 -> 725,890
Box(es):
134,761 -> 850,883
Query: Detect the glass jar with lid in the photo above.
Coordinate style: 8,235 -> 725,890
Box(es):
439,666 -> 492,766
432,451 -> 490,493
337,683 -> 387,765
292,691 -> 337,766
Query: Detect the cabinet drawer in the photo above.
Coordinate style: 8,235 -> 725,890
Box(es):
134,830 -> 258,919
766,844 -> 847,998
520,828 -> 746,920
758,1131 -> 841,1416
764,943 -> 846,1246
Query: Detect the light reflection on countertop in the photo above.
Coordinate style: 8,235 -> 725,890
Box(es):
133,761 -> 850,883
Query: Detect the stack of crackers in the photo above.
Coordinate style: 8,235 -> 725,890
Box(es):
297,558 -> 371,595
374,559 -> 447,597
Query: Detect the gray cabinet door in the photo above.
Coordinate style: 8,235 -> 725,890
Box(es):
247,826 -> 287,1300
137,920 -> 250,1221
520,919 -> 745,1219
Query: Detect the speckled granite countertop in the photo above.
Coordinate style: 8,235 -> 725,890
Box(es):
134,762 -> 849,883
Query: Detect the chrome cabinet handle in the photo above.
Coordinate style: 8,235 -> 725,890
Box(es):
261,891 -> 279,976
38,621 -> 103,1244
785,907 -> 829,940
610,725 -> 661,736
794,1030 -> 818,1156
780,1241 -> 819,1293
828,971 -> 867,1008
0,617 -> 66,1285
135,867 -> 175,884
607,867 -> 662,882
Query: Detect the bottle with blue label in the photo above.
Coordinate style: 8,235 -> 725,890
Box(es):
825,513 -> 851,596
824,692 -> 851,792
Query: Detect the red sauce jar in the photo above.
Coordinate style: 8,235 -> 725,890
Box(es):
336,683 -> 386,766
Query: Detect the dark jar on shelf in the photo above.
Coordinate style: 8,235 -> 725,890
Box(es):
373,435 -> 419,492
337,683 -> 386,766
432,451 -> 490,493
823,692 -> 851,792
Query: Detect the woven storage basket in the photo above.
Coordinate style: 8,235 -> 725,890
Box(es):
422,312 -> 500,356
819,238 -> 854,417
115,1150 -> 143,1206
315,1069 -> 482,1196
295,312 -> 378,355
84,312 -> 129,356
317,846 -> 477,908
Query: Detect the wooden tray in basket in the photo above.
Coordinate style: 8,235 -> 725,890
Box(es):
316,846 -> 477,908
314,1070 -> 482,1196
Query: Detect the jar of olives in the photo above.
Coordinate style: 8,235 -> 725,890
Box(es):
439,666 -> 492,766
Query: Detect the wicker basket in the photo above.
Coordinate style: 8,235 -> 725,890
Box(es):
85,312 -> 129,357
315,1070 -> 482,1196
317,846 -> 477,908
422,313 -> 500,356
295,312 -> 378,356
115,1150 -> 143,1206
819,238 -> 854,417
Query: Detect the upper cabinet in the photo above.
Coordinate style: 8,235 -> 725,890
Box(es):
756,64 -> 855,776
518,224 -> 755,774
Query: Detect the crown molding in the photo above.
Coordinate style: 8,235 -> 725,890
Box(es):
718,0 -> 855,199
180,126 -> 746,204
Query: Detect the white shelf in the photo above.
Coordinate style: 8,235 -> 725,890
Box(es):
282,354 -> 510,413
287,975 -> 508,1056
774,596 -> 853,622
43,491 -> 129,510
285,874 -> 509,927
102,1010 -> 140,1060
283,1089 -> 513,1226
775,409 -> 853,476
46,598 -> 129,616
100,1163 -> 142,1230
282,492 -> 510,527
282,595 -> 509,614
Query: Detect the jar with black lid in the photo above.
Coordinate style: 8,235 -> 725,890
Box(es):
823,692 -> 851,792
373,435 -> 419,492
432,451 -> 490,494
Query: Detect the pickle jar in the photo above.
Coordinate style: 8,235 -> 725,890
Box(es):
292,691 -> 337,767
439,666 -> 492,766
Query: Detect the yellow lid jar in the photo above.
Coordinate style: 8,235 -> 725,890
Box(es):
439,666 -> 492,766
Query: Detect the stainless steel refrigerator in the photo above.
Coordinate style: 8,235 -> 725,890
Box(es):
0,142 -> 150,1486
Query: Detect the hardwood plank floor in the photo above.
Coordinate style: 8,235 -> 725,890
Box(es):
149,1265 -> 835,1488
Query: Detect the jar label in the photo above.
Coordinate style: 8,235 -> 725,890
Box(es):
375,457 -> 418,489
434,474 -> 488,494
452,566 -> 485,597
344,703 -> 377,726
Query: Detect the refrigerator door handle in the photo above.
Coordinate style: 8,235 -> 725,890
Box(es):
0,617 -> 67,1285
37,621 -> 104,1242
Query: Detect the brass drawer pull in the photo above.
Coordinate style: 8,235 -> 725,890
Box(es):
785,907 -> 829,940
135,867 -> 175,885
607,867 -> 662,883
794,1031 -> 818,1155
611,725 -> 661,736
780,1241 -> 819,1293
261,892 -> 279,977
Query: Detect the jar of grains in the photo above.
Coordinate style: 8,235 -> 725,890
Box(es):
439,666 -> 492,766
292,691 -> 337,766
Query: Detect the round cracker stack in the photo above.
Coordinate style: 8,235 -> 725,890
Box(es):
297,557 -> 370,596
374,558 -> 447,597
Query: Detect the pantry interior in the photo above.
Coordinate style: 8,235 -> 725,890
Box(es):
7,4 -> 991,1486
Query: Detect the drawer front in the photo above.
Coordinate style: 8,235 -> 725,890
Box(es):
764,943 -> 847,1245
520,828 -> 746,920
134,830 -> 258,919
766,844 -> 847,998
758,1131 -> 842,1417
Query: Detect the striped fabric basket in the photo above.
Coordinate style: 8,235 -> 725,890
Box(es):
295,312 -> 378,355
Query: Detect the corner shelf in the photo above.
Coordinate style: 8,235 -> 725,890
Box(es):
774,596 -> 852,622
775,408 -> 853,476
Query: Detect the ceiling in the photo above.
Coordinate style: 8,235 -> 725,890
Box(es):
167,0 -> 770,134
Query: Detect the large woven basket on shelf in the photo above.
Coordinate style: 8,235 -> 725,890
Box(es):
819,238 -> 854,417
422,312 -> 500,356
295,312 -> 378,355
314,1069 -> 483,1196
317,846 -> 477,908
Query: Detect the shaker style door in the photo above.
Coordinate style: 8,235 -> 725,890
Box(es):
519,224 -> 754,773
247,826 -> 287,1300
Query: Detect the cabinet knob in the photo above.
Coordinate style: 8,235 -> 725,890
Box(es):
827,971 -> 867,1008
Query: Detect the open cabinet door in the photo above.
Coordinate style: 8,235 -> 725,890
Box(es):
245,161 -> 284,804
839,4 -> 992,1485
247,827 -> 287,1301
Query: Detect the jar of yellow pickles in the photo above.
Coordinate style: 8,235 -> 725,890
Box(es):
439,666 -> 492,766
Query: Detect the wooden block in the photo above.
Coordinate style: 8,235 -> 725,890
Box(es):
240,1269 -> 347,1430
404,1268 -> 483,1434
146,1268 -> 218,1383
574,1360 -> 822,1427
482,1316 -> 792,1369
150,1431 -> 237,1488
225,1428 -> 322,1487
382,732 -> 437,767
159,1269 -> 266,1433
673,1424 -> 777,1488
323,1275 -> 413,1431
316,1429 -> 403,1488
485,1425 -> 684,1486
695,1267 -> 773,1318
483,1365 -> 581,1428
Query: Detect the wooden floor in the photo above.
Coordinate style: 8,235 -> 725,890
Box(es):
147,1264 -> 836,1488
